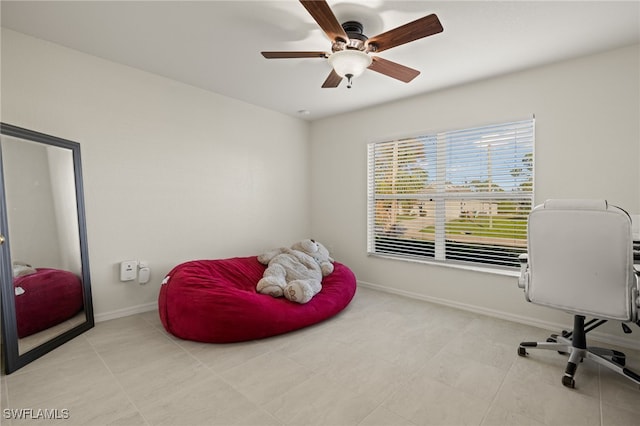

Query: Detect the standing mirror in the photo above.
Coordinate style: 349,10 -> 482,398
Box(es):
0,123 -> 94,374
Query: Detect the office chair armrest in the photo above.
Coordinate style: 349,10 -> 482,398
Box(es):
518,253 -> 529,289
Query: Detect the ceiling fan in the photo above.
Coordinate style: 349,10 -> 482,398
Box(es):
261,0 -> 443,88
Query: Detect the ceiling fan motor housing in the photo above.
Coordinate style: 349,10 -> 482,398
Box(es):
333,21 -> 370,52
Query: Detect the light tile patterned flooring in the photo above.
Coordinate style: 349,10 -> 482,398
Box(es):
2,286 -> 639,425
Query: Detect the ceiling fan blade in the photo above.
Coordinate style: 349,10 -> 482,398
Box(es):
321,69 -> 342,88
368,56 -> 420,83
367,14 -> 443,53
261,51 -> 328,59
299,0 -> 348,43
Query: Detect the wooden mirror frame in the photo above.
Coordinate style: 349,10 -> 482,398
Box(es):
0,123 -> 94,374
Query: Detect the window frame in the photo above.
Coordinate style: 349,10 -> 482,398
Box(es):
367,118 -> 535,273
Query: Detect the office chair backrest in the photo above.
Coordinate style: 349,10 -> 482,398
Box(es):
527,199 -> 635,321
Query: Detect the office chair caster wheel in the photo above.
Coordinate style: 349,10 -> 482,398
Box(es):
612,356 -> 625,366
612,350 -> 626,366
562,376 -> 575,388
518,347 -> 528,357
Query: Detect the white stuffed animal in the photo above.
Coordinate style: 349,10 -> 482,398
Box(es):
256,239 -> 334,304
13,261 -> 37,278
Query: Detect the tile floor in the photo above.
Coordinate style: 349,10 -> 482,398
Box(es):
1,286 -> 639,426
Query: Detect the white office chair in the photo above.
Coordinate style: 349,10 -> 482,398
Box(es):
517,199 -> 640,388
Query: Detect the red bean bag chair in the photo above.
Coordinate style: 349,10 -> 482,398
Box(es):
158,256 -> 356,343
14,268 -> 84,338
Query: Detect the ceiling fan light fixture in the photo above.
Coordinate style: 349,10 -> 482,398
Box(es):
263,1 -> 443,89
328,49 -> 372,79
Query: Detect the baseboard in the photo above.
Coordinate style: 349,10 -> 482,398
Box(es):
94,302 -> 157,323
357,280 -> 640,351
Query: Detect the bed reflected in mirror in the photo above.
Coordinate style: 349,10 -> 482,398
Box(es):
0,123 -> 94,374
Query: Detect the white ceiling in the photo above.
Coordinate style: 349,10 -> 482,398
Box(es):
1,1 -> 639,121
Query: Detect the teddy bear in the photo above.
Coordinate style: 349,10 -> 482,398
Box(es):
12,261 -> 37,278
256,239 -> 334,304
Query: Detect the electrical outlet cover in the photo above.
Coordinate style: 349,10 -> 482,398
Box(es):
120,260 -> 137,281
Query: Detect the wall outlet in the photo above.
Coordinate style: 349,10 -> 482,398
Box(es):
120,260 -> 138,281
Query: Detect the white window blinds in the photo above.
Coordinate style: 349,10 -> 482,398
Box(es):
367,118 -> 534,269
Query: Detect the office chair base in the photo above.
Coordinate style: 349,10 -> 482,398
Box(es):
518,334 -> 640,389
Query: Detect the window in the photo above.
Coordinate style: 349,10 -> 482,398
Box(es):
367,118 -> 534,269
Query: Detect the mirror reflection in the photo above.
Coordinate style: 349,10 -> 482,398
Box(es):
1,135 -> 87,355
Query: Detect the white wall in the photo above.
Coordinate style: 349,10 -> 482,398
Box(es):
2,137 -> 62,267
47,145 -> 82,274
309,44 -> 640,342
1,29 -> 311,318
3,28 -> 639,345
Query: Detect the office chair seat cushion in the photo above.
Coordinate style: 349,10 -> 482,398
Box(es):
158,256 -> 357,343
13,268 -> 84,338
